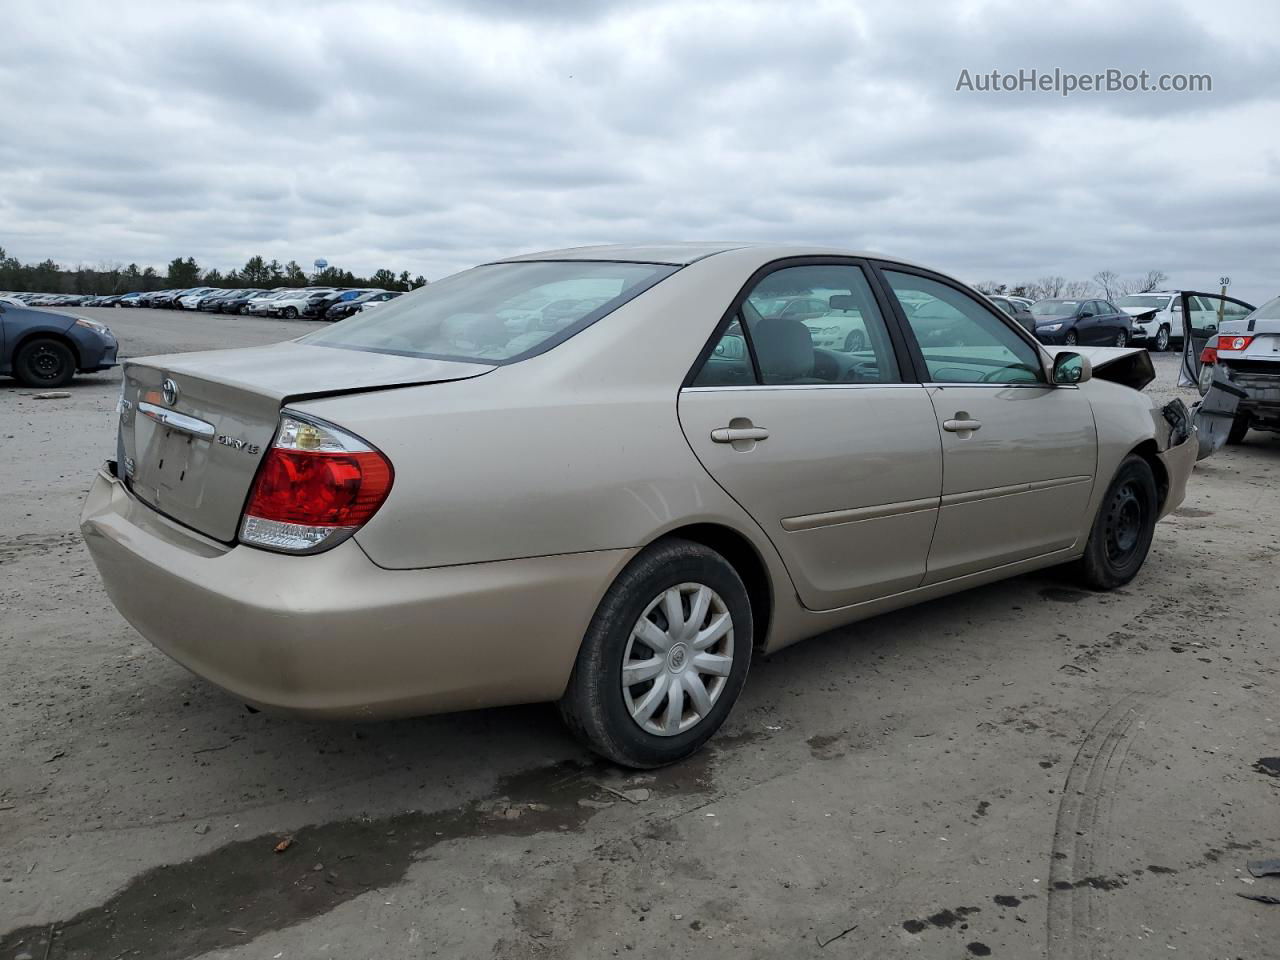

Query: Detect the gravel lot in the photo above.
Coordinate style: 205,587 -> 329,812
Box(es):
2,308 -> 1278,959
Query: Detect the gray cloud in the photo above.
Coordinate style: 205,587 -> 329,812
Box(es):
1,0 -> 1277,303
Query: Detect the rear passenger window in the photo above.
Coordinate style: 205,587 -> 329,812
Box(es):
691,263 -> 902,387
884,271 -> 1043,384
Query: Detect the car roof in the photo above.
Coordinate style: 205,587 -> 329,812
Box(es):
493,242 -> 926,268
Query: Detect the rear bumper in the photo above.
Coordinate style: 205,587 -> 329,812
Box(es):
1224,366 -> 1280,416
80,463 -> 632,719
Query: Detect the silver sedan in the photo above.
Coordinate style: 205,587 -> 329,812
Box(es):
82,243 -> 1197,767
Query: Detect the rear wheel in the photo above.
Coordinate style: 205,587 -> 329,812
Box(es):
559,538 -> 752,768
1226,414 -> 1250,445
1154,325 -> 1170,352
1077,455 -> 1157,590
13,338 -> 75,388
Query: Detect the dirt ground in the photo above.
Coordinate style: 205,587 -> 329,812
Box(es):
2,308 -> 1278,960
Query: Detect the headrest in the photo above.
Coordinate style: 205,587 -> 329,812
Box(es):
753,317 -> 814,382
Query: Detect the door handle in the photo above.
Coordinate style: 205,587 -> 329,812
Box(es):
711,426 -> 769,443
942,418 -> 982,433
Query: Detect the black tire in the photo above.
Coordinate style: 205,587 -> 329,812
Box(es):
1077,454 -> 1158,590
559,538 -> 752,768
1064,330 -> 1078,346
843,329 -> 866,352
282,306 -> 298,319
1115,330 -> 1128,347
1154,325 -> 1170,352
1225,414 -> 1250,445
13,337 -> 76,388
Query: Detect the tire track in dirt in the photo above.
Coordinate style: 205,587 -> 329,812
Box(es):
1046,692 -> 1149,960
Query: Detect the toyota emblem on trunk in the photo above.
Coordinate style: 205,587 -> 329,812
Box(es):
161,378 -> 179,406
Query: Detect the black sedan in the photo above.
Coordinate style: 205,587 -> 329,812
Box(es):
324,290 -> 400,320
198,289 -> 264,313
1031,298 -> 1133,347
302,289 -> 367,318
987,295 -> 1035,333
137,290 -> 174,308
0,301 -> 118,387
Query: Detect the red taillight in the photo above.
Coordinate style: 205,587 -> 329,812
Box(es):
240,413 -> 393,553
245,449 -> 392,527
1217,334 -> 1254,352
1200,335 -> 1218,365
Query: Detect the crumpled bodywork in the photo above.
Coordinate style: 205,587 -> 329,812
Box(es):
1042,345 -> 1156,391
1193,365 -> 1249,460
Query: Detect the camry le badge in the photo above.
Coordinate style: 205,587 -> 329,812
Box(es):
217,435 -> 261,454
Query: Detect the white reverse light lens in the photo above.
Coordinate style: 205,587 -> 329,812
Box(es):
240,515 -> 354,552
273,414 -> 371,453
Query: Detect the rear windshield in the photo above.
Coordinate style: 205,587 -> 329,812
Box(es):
1032,300 -> 1079,317
302,261 -> 677,363
1117,295 -> 1171,309
1245,295 -> 1280,322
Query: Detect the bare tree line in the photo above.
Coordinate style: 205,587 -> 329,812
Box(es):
974,270 -> 1168,301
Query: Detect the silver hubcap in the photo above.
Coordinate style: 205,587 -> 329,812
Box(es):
622,583 -> 734,737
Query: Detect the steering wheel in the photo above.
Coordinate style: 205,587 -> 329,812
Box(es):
840,367 -> 863,383
979,363 -> 1039,383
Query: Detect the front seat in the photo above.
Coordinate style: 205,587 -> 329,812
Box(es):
751,316 -> 821,383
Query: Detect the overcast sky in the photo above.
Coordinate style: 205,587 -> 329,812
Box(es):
4,0 -> 1278,301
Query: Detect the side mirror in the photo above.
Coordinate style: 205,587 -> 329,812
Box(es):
1172,303 -> 1183,312
1052,351 -> 1092,385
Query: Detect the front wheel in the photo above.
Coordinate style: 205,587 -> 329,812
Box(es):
1226,414 -> 1250,445
14,338 -> 76,388
1154,325 -> 1170,352
282,306 -> 298,319
1064,330 -> 1079,346
1115,330 -> 1128,347
559,538 -> 752,768
843,329 -> 866,352
1077,454 -> 1158,590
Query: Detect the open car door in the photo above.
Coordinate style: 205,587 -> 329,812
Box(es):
1179,291 -> 1255,386
1179,290 -> 1256,458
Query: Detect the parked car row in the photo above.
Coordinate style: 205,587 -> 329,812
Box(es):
977,290 -> 1239,351
0,287 -> 404,320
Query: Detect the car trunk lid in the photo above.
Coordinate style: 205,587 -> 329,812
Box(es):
118,341 -> 494,542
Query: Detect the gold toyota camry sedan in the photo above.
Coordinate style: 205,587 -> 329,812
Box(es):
82,244 -> 1197,767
